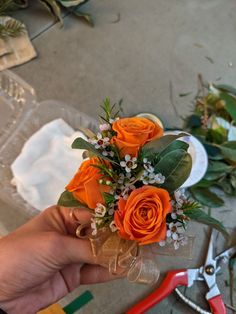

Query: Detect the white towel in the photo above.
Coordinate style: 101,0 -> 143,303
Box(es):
11,119 -> 86,211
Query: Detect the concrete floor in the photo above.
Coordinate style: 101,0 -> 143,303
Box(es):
1,0 -> 236,313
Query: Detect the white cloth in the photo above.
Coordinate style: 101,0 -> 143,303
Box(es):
11,119 -> 86,211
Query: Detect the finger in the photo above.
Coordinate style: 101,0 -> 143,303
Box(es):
14,206 -> 92,237
59,263 -> 123,293
80,264 -> 124,284
59,263 -> 83,292
47,206 -> 92,236
70,207 -> 92,224
59,235 -> 97,265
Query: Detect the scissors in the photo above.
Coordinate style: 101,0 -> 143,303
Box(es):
127,230 -> 236,314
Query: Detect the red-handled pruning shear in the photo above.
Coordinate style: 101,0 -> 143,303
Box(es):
127,230 -> 236,314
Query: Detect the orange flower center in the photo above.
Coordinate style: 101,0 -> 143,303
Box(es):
140,208 -> 148,219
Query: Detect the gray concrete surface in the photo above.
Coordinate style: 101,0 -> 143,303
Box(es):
1,0 -> 236,313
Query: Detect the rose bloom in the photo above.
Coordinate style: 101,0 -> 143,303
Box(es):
66,157 -> 110,209
114,186 -> 171,245
111,117 -> 163,157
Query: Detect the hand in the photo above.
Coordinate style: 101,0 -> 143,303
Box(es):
0,206 -> 116,314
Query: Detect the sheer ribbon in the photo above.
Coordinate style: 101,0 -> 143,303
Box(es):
76,224 -> 160,285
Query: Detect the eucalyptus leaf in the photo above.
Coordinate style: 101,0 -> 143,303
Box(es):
208,154 -> 224,161
184,207 -> 229,239
207,161 -> 232,173
216,180 -> 236,196
155,149 -> 192,192
204,171 -> 225,181
194,179 -> 216,188
58,190 -> 85,207
144,133 -> 188,153
72,137 -> 119,165
189,187 -> 224,207
230,174 -> 236,189
220,92 -> 236,122
204,161 -> 231,181
219,141 -> 236,162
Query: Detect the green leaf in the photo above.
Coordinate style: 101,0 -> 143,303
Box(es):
194,179 -> 216,188
144,133 -> 188,153
184,207 -> 229,239
155,149 -> 192,192
203,142 -> 222,158
215,84 -> 236,97
209,154 -> 224,161
204,171 -> 225,181
220,92 -> 236,122
72,137 -> 119,165
39,0 -> 63,26
219,141 -> 236,162
216,179 -> 236,196
58,190 -> 85,207
207,161 -> 233,173
203,161 -> 231,181
159,140 -> 189,158
189,187 -> 224,207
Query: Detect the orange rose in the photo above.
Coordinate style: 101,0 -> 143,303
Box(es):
114,186 -> 171,245
111,117 -> 163,157
66,157 -> 110,209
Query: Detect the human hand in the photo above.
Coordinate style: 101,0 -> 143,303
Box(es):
0,206 -> 116,314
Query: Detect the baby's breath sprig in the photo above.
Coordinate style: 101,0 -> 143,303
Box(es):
91,202 -> 118,235
160,190 -> 191,250
89,132 -> 116,159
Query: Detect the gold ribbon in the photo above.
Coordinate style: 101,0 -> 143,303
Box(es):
76,224 -> 160,285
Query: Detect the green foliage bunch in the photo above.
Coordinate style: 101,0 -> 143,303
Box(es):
185,82 -> 236,207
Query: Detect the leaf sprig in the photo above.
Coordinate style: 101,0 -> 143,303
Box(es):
100,98 -> 123,124
0,17 -> 25,39
185,78 -> 236,206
